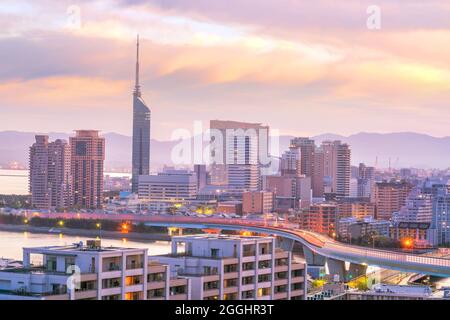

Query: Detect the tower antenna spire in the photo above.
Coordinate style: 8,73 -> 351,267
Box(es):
134,34 -> 141,97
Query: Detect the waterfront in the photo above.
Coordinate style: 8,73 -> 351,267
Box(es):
0,230 -> 173,260
0,169 -> 131,195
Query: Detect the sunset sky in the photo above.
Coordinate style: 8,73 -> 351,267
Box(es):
1,0 -> 449,140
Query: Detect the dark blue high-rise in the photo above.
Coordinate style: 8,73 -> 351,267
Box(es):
132,35 -> 151,193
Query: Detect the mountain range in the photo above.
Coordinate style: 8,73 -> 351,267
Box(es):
0,131 -> 449,171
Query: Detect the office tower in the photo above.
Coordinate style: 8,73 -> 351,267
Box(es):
321,140 -> 351,197
299,203 -> 338,235
70,130 -> 105,209
29,135 -> 71,209
0,241 -> 190,300
312,147 -> 324,197
132,35 -> 151,193
280,147 -> 301,177
155,235 -> 306,300
242,191 -> 274,215
374,181 -> 413,220
263,175 -> 311,211
138,168 -> 198,212
209,120 -> 269,194
194,164 -> 208,192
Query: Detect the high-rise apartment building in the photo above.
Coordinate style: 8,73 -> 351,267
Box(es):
357,163 -> 375,198
289,137 -> 325,198
263,175 -> 311,211
29,135 -> 50,209
374,181 -> 413,220
132,35 -> 151,193
70,130 -> 105,209
209,120 -> 269,194
396,192 -> 433,224
155,235 -> 306,300
242,191 -> 274,215
299,203 -> 338,235
336,198 -> 375,220
280,147 -> 301,177
29,135 -> 71,209
312,147 -> 324,197
432,188 -> 450,245
290,137 -> 315,177
321,140 -> 351,197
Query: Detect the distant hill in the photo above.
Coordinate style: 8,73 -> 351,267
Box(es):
0,131 -> 449,170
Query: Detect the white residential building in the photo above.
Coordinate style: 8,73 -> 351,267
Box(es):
154,234 -> 306,300
0,240 -> 190,300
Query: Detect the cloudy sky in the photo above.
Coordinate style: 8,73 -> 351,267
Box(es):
1,0 -> 449,140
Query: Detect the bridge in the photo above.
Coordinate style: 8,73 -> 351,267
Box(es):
28,212 -> 450,278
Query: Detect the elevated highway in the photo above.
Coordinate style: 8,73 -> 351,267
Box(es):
30,212 -> 450,277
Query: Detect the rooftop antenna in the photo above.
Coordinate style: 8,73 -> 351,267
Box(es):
133,34 -> 141,97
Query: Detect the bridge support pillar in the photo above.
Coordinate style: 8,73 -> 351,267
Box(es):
278,238 -> 295,252
347,263 -> 367,280
303,246 -> 326,266
327,258 -> 346,282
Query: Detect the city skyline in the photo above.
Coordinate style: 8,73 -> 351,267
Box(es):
1,1 -> 449,140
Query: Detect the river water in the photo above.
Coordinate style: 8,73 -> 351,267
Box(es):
0,169 -> 131,195
0,230 -> 173,260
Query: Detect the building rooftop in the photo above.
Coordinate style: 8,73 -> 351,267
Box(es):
172,234 -> 274,242
23,240 -> 146,255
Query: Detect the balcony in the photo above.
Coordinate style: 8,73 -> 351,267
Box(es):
291,289 -> 305,297
75,289 -> 97,300
274,292 -> 288,300
223,286 -> 238,295
148,281 -> 166,290
203,288 -> 220,297
223,272 -> 238,280
291,276 -> 305,284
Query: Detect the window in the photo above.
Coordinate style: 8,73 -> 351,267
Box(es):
242,290 -> 254,299
258,260 -> 271,269
148,288 -> 165,298
170,285 -> 186,295
257,288 -> 270,297
75,141 -> 87,156
258,274 -> 271,283
275,272 -> 288,280
210,248 -> 219,258
276,258 -> 288,266
148,272 -> 165,282
224,279 -> 237,288
292,269 -> 304,277
242,262 -> 254,271
203,281 -> 219,291
242,276 -> 254,285
102,278 -> 121,288
224,264 -> 238,273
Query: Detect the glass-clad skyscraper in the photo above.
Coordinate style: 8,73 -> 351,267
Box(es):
132,35 -> 151,193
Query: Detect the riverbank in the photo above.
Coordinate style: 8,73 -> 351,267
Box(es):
0,223 -> 171,242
